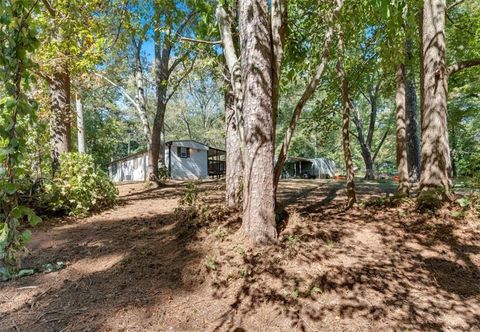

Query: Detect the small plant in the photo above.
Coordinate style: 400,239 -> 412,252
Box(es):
454,194 -> 480,217
325,239 -> 335,249
205,255 -> 217,271
239,266 -> 251,277
214,227 -> 227,241
308,286 -> 322,295
290,289 -> 299,299
178,181 -> 199,207
284,233 -> 303,257
176,181 -> 231,228
235,245 -> 246,257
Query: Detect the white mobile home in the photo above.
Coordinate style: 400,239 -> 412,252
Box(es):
282,157 -> 336,179
108,140 -> 225,182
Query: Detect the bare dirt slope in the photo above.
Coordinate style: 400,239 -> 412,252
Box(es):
1,179 -> 479,332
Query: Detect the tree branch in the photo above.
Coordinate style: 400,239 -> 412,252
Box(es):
448,58 -> 480,76
447,0 -> 464,11
94,72 -> 140,109
166,57 -> 197,103
41,0 -> 56,17
179,36 -> 222,45
372,126 -> 390,163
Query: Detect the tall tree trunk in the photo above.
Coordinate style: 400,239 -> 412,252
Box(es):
149,104 -> 166,181
217,4 -> 244,146
75,93 -> 85,153
225,83 -> 243,208
336,31 -> 356,209
50,66 -> 72,172
133,40 -> 153,178
239,0 -> 276,243
351,107 -> 375,180
420,0 -> 451,192
450,122 -> 457,178
404,40 -> 421,182
396,65 -> 409,193
270,0 -> 287,148
150,11 -> 170,181
217,5 -> 245,208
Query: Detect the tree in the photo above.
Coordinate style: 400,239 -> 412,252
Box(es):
36,0 -> 106,172
238,0 -> 277,242
217,3 -> 244,208
224,79 -> 243,208
336,28 -> 356,209
0,0 -> 41,268
404,40 -> 420,183
396,65 -> 409,193
150,0 -> 200,182
274,0 -> 344,190
350,81 -> 385,180
75,92 -> 86,153
419,0 -> 450,192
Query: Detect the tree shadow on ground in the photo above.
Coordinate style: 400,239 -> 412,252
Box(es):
0,187 -> 210,331
2,180 -> 479,332
208,181 -> 480,331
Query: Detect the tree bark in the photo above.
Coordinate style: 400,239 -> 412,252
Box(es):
217,4 -> 245,208
217,4 -> 244,144
420,0 -> 451,192
239,0 -> 276,243
336,31 -> 356,208
447,58 -> 480,76
404,40 -> 421,182
225,83 -> 243,208
270,0 -> 287,144
351,107 -> 375,180
50,66 -> 72,172
151,7 -> 171,181
396,65 -> 409,193
75,92 -> 85,153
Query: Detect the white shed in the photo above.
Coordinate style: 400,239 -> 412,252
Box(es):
108,140 -> 225,182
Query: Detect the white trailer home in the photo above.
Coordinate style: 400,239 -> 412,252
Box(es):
108,140 -> 226,182
282,157 -> 336,179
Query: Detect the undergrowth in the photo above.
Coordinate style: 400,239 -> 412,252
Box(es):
175,181 -> 231,228
40,153 -> 118,215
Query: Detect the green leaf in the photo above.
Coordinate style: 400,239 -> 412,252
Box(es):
0,223 -> 9,244
20,229 -> 32,243
29,215 -> 42,227
2,183 -> 17,195
457,198 -> 469,208
16,269 -> 35,277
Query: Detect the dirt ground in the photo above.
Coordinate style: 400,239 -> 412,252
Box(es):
1,179 -> 479,332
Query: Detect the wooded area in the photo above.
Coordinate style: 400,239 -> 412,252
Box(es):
1,0 -> 480,330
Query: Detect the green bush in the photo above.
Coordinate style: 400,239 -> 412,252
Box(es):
42,153 -> 118,215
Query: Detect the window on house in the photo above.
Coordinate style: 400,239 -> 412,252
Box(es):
177,146 -> 190,158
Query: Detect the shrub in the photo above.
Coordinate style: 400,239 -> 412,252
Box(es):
42,153 -> 117,215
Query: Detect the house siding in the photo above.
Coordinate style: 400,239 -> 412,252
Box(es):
108,140 -> 211,182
